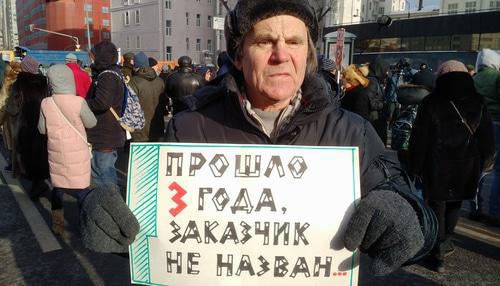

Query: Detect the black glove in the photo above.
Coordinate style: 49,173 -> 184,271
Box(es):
80,184 -> 140,253
343,190 -> 424,276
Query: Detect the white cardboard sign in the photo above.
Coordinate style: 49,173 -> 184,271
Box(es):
127,143 -> 360,286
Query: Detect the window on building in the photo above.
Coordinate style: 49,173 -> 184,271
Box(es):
196,38 -> 201,51
401,37 -> 425,51
208,0 -> 212,3
135,10 -> 140,24
479,33 -> 500,50
137,35 -> 141,48
166,46 -> 173,60
166,20 -> 172,36
448,3 -> 458,14
102,31 -> 110,39
103,19 -> 110,27
84,4 -> 92,12
208,15 -> 212,27
465,1 -> 476,13
102,6 -> 109,13
124,11 -> 130,25
186,37 -> 190,50
379,7 -> 384,14
126,35 -> 130,48
425,35 -> 451,51
451,34 -> 478,51
123,0 -> 131,6
196,14 -> 201,26
134,0 -> 141,4
166,0 -> 171,9
207,39 -> 212,51
490,1 -> 500,8
380,38 -> 400,51
84,17 -> 93,25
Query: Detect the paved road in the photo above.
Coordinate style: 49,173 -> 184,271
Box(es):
0,148 -> 499,285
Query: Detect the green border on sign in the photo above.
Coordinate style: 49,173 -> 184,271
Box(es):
127,143 -> 360,286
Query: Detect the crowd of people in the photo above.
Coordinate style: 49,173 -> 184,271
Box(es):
0,0 -> 498,278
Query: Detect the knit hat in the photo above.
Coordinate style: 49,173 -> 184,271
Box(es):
80,184 -> 140,253
148,57 -> 158,67
47,64 -> 76,95
134,51 -> 149,68
318,55 -> 336,72
411,70 -> 435,90
20,55 -> 40,74
435,60 -> 467,78
65,53 -> 78,63
224,0 -> 318,60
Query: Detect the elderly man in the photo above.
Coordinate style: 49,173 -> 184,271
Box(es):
166,0 -> 433,276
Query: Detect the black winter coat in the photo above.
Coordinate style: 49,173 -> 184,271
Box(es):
167,72 -> 391,194
409,72 -> 496,201
86,63 -> 126,150
341,85 -> 371,121
10,72 -> 50,180
165,67 -> 205,115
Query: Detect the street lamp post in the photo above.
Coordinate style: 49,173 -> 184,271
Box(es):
29,24 -> 80,51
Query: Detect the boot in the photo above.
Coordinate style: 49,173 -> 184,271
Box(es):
429,241 -> 446,273
51,209 -> 65,236
443,238 -> 455,257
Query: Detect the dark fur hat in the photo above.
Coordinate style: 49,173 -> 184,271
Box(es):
224,0 -> 318,61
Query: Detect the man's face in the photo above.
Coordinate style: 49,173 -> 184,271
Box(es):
234,15 -> 308,111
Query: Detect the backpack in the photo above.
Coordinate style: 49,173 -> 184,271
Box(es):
391,104 -> 418,151
367,76 -> 385,111
375,152 -> 438,265
97,70 -> 145,132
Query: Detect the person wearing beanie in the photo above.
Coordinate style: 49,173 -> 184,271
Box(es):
391,69 -> 435,167
121,52 -> 135,80
165,55 -> 205,114
133,51 -> 149,69
65,53 -> 91,98
409,60 -> 496,272
317,54 -> 339,96
86,40 -> 126,189
38,64 -> 97,235
20,55 -> 40,74
473,48 -> 500,226
128,51 -> 165,142
166,0 -> 435,277
8,56 -> 50,200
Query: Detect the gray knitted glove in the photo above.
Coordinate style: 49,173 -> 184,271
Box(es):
343,190 -> 424,276
80,184 -> 140,252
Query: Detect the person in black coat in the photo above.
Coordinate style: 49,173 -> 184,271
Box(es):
165,56 -> 205,114
409,60 -> 496,273
166,0 -> 437,277
9,56 -> 50,200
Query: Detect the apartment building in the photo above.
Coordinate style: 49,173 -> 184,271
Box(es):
441,0 -> 500,14
111,0 -> 236,63
0,0 -> 19,49
17,0 -> 111,51
322,0 -> 407,26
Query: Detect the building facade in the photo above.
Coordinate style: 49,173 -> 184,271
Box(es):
322,0 -> 408,26
1,0 -> 19,50
17,0 -> 111,51
110,0 -> 237,64
441,0 -> 500,14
